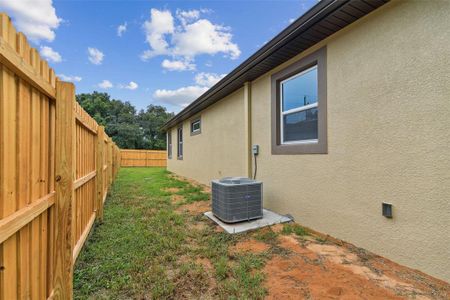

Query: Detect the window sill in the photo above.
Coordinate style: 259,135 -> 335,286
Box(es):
190,130 -> 201,136
272,141 -> 327,155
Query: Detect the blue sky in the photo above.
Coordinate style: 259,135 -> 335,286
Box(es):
0,0 -> 317,112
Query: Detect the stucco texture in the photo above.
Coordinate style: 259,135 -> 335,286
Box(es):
251,0 -> 450,282
167,0 -> 450,282
167,88 -> 247,184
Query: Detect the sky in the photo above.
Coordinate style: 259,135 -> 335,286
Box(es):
0,0 -> 317,113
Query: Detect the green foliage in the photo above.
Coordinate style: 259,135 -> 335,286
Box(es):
76,92 -> 174,149
254,229 -> 279,244
281,223 -> 308,236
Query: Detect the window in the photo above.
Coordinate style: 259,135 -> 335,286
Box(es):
271,47 -> 327,154
190,117 -> 201,136
177,126 -> 183,159
167,131 -> 172,159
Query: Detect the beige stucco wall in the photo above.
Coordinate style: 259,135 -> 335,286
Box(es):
167,88 -> 247,184
251,0 -> 450,282
167,0 -> 450,282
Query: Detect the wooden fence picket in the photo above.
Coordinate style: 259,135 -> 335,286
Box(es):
0,15 -> 121,299
120,149 -> 167,167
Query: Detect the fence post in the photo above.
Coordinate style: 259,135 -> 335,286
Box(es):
112,142 -> 116,179
96,126 -> 105,222
53,80 -> 74,299
109,141 -> 113,186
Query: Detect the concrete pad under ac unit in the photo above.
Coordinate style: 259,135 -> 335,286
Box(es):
204,209 -> 292,234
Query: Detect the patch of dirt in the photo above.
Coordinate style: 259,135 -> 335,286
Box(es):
367,256 -> 450,299
163,187 -> 180,193
306,242 -> 358,264
230,239 -> 270,255
196,257 -> 213,271
264,255 -> 403,300
263,231 -> 450,300
214,226 -> 224,233
277,235 -> 318,260
170,194 -> 184,204
176,201 -> 211,215
188,222 -> 207,231
270,223 -> 285,233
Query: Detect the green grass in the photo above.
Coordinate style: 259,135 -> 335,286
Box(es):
281,223 -> 309,236
73,167 -> 268,299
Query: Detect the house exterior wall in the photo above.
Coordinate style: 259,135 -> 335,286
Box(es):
167,0 -> 450,281
167,88 -> 247,184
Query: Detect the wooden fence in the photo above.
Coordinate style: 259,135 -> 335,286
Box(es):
120,149 -> 167,167
0,14 -> 120,299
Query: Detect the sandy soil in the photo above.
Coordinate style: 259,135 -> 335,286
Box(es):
170,194 -> 184,204
163,187 -> 180,193
260,234 -> 450,299
176,201 -> 210,215
230,239 -> 270,255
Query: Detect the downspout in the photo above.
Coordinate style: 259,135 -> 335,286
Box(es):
244,82 -> 252,178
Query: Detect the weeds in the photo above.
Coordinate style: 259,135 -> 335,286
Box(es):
281,223 -> 309,236
74,167 -> 268,299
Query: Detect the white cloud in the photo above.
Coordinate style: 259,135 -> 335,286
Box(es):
161,59 -> 195,71
194,72 -> 226,87
58,74 -> 82,82
119,81 -> 138,90
39,46 -> 62,63
153,71 -> 225,108
176,9 -> 200,25
171,19 -> 240,59
98,80 -> 113,89
141,8 -> 240,66
0,0 -> 61,42
141,9 -> 174,60
88,47 -> 104,65
153,85 -> 208,108
117,22 -> 127,37
289,18 -> 296,24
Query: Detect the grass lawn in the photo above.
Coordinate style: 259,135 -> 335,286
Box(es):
74,167 -> 268,299
74,167 -> 450,300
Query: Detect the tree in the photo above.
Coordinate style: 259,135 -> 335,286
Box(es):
137,105 -> 174,150
76,92 -> 173,149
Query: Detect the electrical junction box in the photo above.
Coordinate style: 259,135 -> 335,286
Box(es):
252,145 -> 259,155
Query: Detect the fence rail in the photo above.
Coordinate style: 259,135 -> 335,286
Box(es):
120,149 -> 167,167
0,14 -> 120,299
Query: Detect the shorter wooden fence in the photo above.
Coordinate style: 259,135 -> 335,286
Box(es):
121,149 -> 167,167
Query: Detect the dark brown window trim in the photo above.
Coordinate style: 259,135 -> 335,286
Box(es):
177,124 -> 183,160
271,46 -> 327,155
190,116 -> 201,136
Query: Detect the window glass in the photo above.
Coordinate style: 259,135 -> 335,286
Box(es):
167,132 -> 172,158
283,107 -> 318,142
191,120 -> 200,132
281,66 -> 317,112
177,127 -> 183,158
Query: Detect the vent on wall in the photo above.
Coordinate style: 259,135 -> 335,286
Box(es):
212,177 -> 263,223
382,202 -> 393,218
